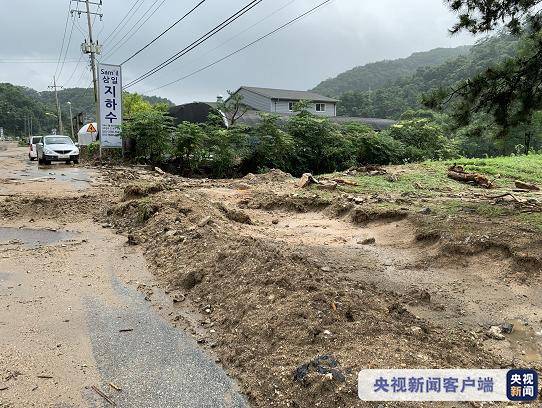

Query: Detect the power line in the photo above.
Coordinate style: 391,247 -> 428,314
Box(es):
54,1 -> 72,78
124,0 -> 263,89
101,0 -> 145,46
179,0 -> 297,69
144,0 -> 333,94
102,0 -> 168,61
64,54 -> 85,86
57,15 -> 77,81
120,0 -> 207,65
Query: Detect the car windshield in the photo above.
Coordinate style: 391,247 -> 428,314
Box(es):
31,137 -> 42,144
44,137 -> 73,145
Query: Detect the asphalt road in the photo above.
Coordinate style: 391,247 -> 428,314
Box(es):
0,142 -> 246,407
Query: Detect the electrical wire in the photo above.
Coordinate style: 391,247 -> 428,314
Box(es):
179,0 -> 297,69
57,15 -> 77,81
54,0 -> 72,78
144,0 -> 333,94
120,0 -> 207,65
102,0 -> 145,46
102,0 -> 168,61
124,0 -> 263,89
0,59 -> 80,63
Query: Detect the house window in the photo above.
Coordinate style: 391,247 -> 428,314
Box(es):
288,102 -> 295,111
315,103 -> 326,112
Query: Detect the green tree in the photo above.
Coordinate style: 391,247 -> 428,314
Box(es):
243,113 -> 294,172
121,109 -> 173,163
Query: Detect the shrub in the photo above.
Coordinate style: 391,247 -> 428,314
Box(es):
342,122 -> 405,164
384,118 -> 457,161
287,111 -> 356,174
121,109 -> 174,163
242,113 -> 294,173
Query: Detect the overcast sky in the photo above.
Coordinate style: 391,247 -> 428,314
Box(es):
0,0 -> 476,104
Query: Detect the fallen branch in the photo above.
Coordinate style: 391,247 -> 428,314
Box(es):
91,385 -> 116,406
447,165 -> 493,189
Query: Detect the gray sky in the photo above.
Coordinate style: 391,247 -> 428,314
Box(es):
0,0 -> 475,104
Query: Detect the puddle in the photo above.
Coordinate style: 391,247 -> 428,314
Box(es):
6,163 -> 91,190
506,319 -> 542,363
0,227 -> 77,248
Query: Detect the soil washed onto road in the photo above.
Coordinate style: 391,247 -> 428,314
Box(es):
1,142 -> 541,407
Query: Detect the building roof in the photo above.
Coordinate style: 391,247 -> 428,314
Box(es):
236,110 -> 395,131
234,86 -> 338,103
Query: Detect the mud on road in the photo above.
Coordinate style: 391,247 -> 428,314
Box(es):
1,141 -> 541,407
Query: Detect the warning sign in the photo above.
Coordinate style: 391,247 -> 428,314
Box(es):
87,123 -> 97,133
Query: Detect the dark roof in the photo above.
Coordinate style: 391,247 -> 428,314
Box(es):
234,86 -> 338,103
235,111 -> 395,131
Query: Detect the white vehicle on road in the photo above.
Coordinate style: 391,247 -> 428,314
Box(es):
37,135 -> 80,165
28,136 -> 42,161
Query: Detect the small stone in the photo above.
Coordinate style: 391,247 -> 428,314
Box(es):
500,323 -> 514,334
419,207 -> 432,214
487,326 -> 505,340
321,266 -> 331,272
197,216 -> 211,227
359,237 -> 376,245
271,219 -> 279,225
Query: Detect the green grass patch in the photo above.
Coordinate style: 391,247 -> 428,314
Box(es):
329,154 -> 542,196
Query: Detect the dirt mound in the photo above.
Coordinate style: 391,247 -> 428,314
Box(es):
106,190 -> 500,407
242,169 -> 294,183
242,191 -> 333,213
0,193 -> 108,220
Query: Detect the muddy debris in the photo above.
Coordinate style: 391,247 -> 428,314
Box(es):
293,355 -> 346,385
359,237 -> 375,245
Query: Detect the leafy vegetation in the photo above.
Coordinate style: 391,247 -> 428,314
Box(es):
0,82 -> 173,138
120,103 -> 460,177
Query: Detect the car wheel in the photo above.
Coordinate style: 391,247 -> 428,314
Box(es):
44,159 -> 50,165
66,160 -> 71,165
73,159 -> 79,165
38,157 -> 43,165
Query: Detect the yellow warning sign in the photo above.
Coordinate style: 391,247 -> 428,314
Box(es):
87,123 -> 97,133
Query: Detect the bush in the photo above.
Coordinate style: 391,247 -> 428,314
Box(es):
287,111 -> 356,174
384,118 -> 457,161
242,113 -> 294,173
172,121 -> 209,173
342,122 -> 405,164
121,109 -> 174,163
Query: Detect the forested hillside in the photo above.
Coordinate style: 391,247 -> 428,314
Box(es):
313,34 -> 519,119
0,83 -> 173,137
313,45 -> 471,97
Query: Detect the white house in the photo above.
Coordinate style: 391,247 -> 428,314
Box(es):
227,86 -> 339,117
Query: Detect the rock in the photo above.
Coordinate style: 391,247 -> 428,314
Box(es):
321,266 -> 331,272
515,180 -> 539,191
359,237 -> 376,245
127,234 -> 138,245
487,326 -> 505,340
410,326 -> 425,337
271,219 -> 279,225
316,182 -> 337,191
181,270 -> 204,290
102,223 -> 112,228
298,173 -> 318,188
154,166 -> 166,175
500,322 -> 514,334
419,207 -> 432,214
197,216 -> 211,227
172,293 -> 185,303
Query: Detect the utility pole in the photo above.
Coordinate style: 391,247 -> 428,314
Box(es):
67,101 -> 75,139
71,0 -> 102,123
49,76 -> 64,135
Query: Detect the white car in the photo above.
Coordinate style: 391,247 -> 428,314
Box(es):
28,136 -> 43,161
37,135 -> 80,165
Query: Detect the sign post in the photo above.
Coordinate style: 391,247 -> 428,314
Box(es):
97,63 -> 123,154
